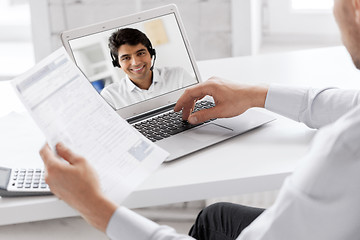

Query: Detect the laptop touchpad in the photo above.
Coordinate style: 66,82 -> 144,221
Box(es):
185,123 -> 233,142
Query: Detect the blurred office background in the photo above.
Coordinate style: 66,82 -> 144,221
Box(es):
1,0 -> 341,79
0,0 -> 341,239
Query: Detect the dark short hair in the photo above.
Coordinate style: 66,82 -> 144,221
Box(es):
108,28 -> 153,59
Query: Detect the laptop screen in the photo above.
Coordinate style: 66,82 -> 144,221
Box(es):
63,11 -> 199,111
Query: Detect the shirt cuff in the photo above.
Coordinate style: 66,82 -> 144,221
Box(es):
106,206 -> 159,240
264,84 -> 308,122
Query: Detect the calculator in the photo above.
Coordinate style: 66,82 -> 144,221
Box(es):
0,166 -> 52,197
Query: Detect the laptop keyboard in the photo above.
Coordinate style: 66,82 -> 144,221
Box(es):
133,101 -> 216,142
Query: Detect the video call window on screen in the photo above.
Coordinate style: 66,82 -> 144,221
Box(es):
67,13 -> 198,110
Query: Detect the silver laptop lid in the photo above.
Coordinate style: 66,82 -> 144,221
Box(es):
61,4 -> 201,119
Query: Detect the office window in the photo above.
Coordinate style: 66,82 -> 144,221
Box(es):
264,0 -> 339,36
0,0 -> 31,41
0,0 -> 34,79
291,0 -> 333,11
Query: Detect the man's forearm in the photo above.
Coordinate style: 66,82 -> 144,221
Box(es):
78,193 -> 118,232
249,85 -> 268,108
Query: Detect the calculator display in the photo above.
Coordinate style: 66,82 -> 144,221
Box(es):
0,168 -> 10,189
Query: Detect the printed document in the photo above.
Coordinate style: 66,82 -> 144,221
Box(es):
11,47 -> 169,202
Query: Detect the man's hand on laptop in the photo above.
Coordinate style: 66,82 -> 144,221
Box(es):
174,77 -> 268,124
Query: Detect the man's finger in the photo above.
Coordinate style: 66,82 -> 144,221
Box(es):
188,106 -> 220,124
174,88 -> 208,121
176,99 -> 195,121
39,143 -> 60,168
56,143 -> 82,165
174,85 -> 209,112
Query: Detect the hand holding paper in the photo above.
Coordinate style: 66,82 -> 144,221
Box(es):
39,142 -> 117,232
12,47 -> 169,203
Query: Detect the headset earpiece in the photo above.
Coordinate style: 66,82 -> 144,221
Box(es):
150,48 -> 156,57
110,52 -> 121,68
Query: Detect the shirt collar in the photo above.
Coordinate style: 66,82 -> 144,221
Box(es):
124,75 -> 138,92
124,68 -> 163,92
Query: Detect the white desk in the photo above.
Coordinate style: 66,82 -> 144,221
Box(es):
1,46 -> 360,226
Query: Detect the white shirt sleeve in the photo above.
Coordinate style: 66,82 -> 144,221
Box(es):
106,206 -> 195,240
265,84 -> 360,128
238,104 -> 360,240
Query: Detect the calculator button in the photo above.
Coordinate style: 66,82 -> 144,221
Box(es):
9,168 -> 50,191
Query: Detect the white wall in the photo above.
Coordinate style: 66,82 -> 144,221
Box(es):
263,0 -> 341,44
29,0 -> 342,63
231,0 -> 263,56
30,0 -> 233,62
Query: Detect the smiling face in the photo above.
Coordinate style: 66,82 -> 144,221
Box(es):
117,43 -> 153,89
333,0 -> 360,69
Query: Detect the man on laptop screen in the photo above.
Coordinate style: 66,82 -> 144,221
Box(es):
103,28 -> 195,109
61,4 -> 274,162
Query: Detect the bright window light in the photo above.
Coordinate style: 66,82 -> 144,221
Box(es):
0,0 -> 30,26
292,0 -> 333,11
0,0 -> 34,79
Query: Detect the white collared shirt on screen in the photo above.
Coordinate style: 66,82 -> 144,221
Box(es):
100,67 -> 195,109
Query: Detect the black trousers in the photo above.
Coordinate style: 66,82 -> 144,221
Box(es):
189,202 -> 265,240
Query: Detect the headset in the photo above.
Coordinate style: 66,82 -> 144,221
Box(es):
110,46 -> 156,70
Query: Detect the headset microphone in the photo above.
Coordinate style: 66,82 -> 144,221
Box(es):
110,52 -> 121,68
150,48 -> 156,71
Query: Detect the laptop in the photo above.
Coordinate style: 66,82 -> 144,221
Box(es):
60,4 -> 275,162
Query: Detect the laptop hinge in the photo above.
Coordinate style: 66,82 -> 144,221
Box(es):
127,103 -> 176,124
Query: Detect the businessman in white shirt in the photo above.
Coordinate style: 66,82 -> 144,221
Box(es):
40,0 -> 360,239
102,28 -> 195,109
